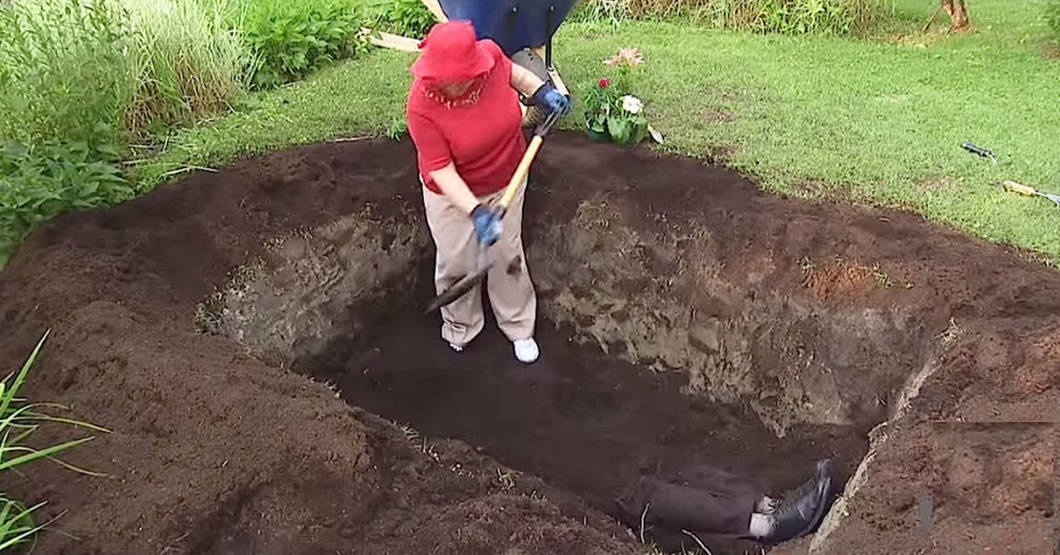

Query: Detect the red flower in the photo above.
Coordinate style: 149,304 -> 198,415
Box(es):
598,78 -> 610,88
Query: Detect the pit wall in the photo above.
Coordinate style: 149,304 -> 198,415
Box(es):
204,204 -> 428,368
209,191 -> 934,437
529,193 -> 932,435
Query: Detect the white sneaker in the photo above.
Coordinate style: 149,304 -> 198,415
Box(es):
449,342 -> 464,352
513,338 -> 539,363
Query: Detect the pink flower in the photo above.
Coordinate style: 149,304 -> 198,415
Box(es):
603,47 -> 644,67
598,78 -> 611,88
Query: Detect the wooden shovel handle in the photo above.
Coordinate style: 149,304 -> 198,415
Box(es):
420,0 -> 447,22
1003,180 -> 1037,196
499,135 -> 544,211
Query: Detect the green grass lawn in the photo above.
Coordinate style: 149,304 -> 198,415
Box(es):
134,51 -> 414,187
137,0 -> 1060,264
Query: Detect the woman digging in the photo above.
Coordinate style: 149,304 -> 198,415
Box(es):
406,21 -> 570,363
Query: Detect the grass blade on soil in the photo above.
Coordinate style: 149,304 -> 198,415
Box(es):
0,330 -> 105,548
0,498 -> 47,553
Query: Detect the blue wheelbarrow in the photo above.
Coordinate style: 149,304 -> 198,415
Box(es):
376,0 -> 578,87
434,0 -> 578,65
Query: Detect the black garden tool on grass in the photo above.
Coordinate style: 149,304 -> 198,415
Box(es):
961,142 -> 998,164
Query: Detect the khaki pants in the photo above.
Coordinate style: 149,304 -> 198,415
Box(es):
422,179 -> 536,345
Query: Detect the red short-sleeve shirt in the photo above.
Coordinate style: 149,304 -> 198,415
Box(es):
407,41 -> 527,196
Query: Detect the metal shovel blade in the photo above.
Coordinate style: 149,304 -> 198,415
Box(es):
424,267 -> 489,314
1038,192 -> 1060,208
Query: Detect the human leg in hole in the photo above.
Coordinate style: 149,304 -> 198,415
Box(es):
615,460 -> 834,544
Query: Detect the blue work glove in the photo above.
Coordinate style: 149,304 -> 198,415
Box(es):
470,204 -> 503,246
531,82 -> 571,117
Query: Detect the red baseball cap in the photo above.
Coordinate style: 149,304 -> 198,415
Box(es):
410,20 -> 496,83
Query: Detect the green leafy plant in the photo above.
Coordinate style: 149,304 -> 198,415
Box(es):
0,140 -> 133,260
569,0 -> 633,25
0,331 -> 107,550
241,0 -> 370,90
377,0 -> 436,37
0,0 -> 136,149
386,117 -> 408,141
583,47 -> 650,146
583,78 -> 649,146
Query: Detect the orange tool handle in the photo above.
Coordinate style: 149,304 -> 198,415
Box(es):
497,109 -> 560,212
499,135 -> 544,210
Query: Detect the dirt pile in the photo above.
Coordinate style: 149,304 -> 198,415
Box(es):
0,139 -> 637,555
0,134 -> 1056,554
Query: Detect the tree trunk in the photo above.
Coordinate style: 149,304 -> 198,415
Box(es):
941,0 -> 970,31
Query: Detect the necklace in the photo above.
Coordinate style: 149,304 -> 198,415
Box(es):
424,86 -> 482,108
423,72 -> 489,109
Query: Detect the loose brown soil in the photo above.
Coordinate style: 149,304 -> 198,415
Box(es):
703,108 -> 737,123
914,174 -> 961,192
704,144 -> 739,165
306,305 -> 867,554
1041,42 -> 1060,61
0,133 -> 1057,555
931,423 -> 1054,554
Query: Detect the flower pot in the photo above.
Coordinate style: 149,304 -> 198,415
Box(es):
629,120 -> 649,145
610,118 -> 649,146
587,129 -> 610,142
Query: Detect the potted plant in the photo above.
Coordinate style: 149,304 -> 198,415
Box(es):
583,79 -> 649,146
582,48 -> 653,146
584,78 -> 617,142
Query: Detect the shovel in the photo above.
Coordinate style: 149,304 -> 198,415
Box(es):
999,181 -> 1060,208
424,110 -> 561,314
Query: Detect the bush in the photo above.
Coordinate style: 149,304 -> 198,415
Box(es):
0,0 -> 136,149
123,0 -> 250,134
574,0 -> 890,34
0,0 -> 378,264
377,0 -> 437,37
0,0 -> 248,142
569,0 -> 634,25
708,0 -> 860,34
239,0 -> 371,89
0,141 -> 132,258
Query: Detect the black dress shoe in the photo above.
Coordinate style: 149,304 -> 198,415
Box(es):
763,459 -> 834,543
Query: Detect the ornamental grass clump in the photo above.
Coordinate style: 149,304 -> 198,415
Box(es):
0,331 -> 108,551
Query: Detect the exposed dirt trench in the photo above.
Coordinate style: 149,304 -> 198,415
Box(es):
301,291 -> 871,554
0,134 -> 1057,555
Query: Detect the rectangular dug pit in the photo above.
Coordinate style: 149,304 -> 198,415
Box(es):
10,135 -> 1060,555
203,196 -> 941,554
194,134 -> 1060,554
